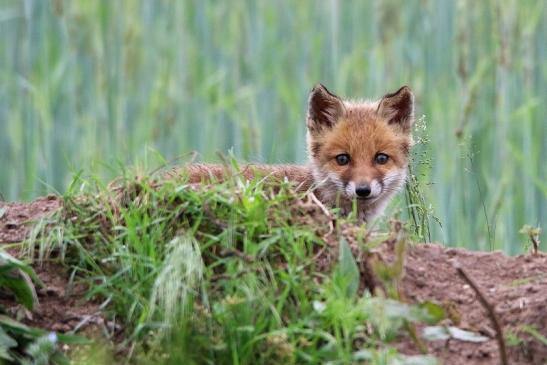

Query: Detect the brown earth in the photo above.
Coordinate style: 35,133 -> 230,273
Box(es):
0,196 -> 60,243
0,197 -> 112,344
0,197 -> 546,364
375,241 -> 547,365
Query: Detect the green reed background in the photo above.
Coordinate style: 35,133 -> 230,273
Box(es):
0,0 -> 545,253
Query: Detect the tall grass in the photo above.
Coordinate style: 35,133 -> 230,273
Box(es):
0,0 -> 545,253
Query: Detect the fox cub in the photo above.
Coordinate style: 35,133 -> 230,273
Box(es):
182,84 -> 415,222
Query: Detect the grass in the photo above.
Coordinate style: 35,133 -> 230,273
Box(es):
0,2 -> 545,251
19,163 -> 444,364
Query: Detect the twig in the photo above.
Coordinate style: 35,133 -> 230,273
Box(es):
211,270 -> 248,282
455,265 -> 508,365
309,192 -> 331,218
519,225 -> 541,256
311,245 -> 327,263
405,321 -> 428,354
218,248 -> 254,263
308,192 -> 334,235
530,235 -> 539,256
202,203 -> 228,230
468,154 -> 494,250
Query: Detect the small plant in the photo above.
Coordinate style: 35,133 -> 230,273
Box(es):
0,252 -> 40,311
404,115 -> 441,244
519,224 -> 541,255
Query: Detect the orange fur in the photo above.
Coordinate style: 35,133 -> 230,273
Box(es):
172,85 -> 415,222
180,163 -> 314,190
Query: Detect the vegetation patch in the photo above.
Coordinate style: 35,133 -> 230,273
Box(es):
0,168 -> 545,364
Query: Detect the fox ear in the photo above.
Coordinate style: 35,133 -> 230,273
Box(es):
307,84 -> 346,134
377,86 -> 414,132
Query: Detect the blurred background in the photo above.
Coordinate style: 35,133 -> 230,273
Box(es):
0,0 -> 545,253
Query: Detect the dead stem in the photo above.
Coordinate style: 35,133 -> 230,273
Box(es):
308,192 -> 335,235
455,265 -> 508,365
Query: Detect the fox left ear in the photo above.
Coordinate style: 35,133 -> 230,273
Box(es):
377,86 -> 415,132
307,84 -> 346,135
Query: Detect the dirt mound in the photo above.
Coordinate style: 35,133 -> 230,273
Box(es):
373,242 -> 547,365
0,198 -> 546,364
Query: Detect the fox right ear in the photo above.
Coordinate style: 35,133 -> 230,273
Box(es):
307,84 -> 346,134
377,86 -> 415,132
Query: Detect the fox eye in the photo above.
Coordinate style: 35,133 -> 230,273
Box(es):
375,153 -> 389,164
335,153 -> 350,166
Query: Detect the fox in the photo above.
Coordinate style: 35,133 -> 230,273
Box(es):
178,84 -> 415,223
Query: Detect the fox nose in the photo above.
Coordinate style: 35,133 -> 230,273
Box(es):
355,185 -> 372,198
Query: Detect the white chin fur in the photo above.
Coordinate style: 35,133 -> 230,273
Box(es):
382,169 -> 407,194
344,181 -> 356,197
311,165 -> 408,222
369,180 -> 382,198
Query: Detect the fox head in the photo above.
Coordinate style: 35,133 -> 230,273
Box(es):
306,84 -> 415,218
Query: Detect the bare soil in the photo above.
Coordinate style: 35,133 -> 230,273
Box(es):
0,197 -> 546,364
0,196 -> 60,243
0,197 -> 109,342
375,241 -> 547,365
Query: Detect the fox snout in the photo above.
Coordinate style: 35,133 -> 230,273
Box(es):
355,185 -> 371,198
345,180 -> 383,200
